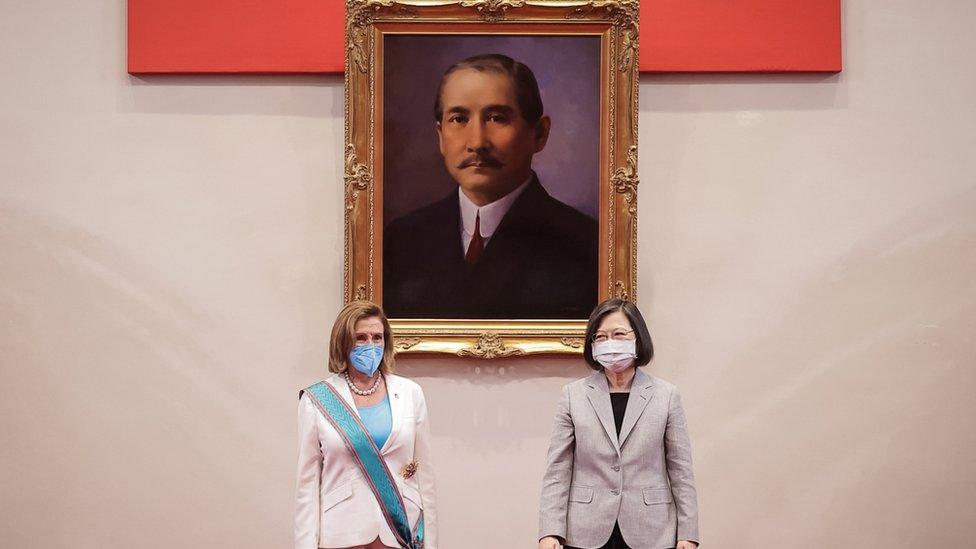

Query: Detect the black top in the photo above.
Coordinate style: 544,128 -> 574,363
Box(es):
610,392 -> 630,436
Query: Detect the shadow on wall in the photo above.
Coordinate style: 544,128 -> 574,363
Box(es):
123,74 -> 343,117
0,200 -> 285,512
687,187 -> 976,546
392,354 -> 591,452
395,353 -> 591,383
642,72 -> 846,113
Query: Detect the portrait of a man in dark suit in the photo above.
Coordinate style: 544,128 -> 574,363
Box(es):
383,54 -> 598,319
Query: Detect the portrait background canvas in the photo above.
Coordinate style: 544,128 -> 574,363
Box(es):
382,34 -> 602,225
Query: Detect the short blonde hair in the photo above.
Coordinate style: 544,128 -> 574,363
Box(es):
328,300 -> 396,374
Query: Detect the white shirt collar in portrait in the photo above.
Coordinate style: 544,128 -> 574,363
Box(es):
458,174 -> 533,254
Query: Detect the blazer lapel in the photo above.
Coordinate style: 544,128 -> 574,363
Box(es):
380,375 -> 404,454
618,369 -> 655,448
433,191 -> 466,269
586,373 -> 620,454
481,176 -> 546,262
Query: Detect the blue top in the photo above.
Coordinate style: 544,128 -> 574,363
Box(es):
357,394 -> 392,451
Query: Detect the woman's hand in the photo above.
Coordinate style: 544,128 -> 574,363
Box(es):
677,541 -> 699,549
538,536 -> 563,549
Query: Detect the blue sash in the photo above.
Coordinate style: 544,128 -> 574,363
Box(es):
303,381 -> 424,549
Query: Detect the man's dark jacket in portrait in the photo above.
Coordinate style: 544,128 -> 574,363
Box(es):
383,177 -> 598,319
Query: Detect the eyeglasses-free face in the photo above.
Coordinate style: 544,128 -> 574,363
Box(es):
435,68 -> 550,207
353,316 -> 385,346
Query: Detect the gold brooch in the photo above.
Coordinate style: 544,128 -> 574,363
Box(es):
400,460 -> 419,480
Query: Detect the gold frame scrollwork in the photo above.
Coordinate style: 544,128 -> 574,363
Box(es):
344,0 -> 639,358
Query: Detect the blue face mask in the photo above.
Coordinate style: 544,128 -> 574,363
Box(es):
349,343 -> 384,377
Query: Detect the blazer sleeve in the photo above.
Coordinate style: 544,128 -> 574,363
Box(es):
538,384 -> 576,542
295,392 -> 323,549
664,387 -> 700,545
414,386 -> 439,549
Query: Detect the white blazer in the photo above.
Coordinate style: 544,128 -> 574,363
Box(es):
295,374 -> 438,549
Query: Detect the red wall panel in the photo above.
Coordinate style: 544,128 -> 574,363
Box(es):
641,0 -> 841,72
127,0 -> 841,74
128,0 -> 345,73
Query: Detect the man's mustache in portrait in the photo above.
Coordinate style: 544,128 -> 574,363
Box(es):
458,155 -> 503,169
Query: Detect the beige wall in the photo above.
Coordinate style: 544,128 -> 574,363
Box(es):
2,1 -> 975,547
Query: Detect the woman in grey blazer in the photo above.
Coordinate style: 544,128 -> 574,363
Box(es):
538,299 -> 699,549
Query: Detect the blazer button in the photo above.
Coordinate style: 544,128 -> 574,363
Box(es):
611,465 -> 620,471
610,489 -> 620,495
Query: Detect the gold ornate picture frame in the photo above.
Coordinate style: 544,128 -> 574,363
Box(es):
344,0 -> 639,357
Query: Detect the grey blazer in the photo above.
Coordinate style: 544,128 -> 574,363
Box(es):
538,369 -> 700,549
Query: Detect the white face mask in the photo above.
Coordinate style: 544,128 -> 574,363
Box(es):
592,339 -> 637,373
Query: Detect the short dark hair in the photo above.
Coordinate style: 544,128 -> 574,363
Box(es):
433,53 -> 544,125
583,298 -> 654,371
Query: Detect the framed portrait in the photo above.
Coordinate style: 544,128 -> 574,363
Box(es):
344,0 -> 640,357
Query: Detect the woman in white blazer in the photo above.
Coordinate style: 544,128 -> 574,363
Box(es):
538,299 -> 699,549
296,301 -> 437,549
